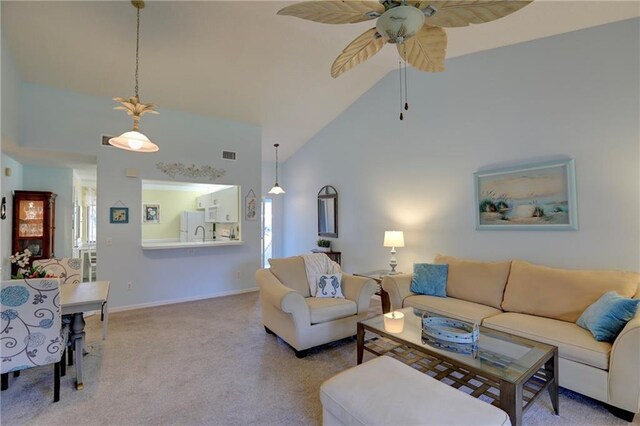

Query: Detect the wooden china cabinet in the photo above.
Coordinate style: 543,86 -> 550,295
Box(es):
11,191 -> 57,276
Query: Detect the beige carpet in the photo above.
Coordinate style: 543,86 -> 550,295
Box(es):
1,292 -> 638,425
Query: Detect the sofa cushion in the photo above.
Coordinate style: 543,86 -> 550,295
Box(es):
577,291 -> 640,342
268,256 -> 310,297
305,297 -> 357,325
483,312 -> 612,370
502,260 -> 639,323
434,255 -> 511,310
404,295 -> 502,324
410,263 -> 448,297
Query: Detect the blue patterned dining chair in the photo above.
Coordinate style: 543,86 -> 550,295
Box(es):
1,278 -> 69,402
32,258 -> 83,285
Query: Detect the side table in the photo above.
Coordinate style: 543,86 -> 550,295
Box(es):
353,270 -> 400,314
311,249 -> 342,265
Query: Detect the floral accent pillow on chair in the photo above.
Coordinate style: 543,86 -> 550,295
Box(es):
315,273 -> 344,299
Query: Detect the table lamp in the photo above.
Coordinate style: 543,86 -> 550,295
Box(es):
383,231 -> 404,274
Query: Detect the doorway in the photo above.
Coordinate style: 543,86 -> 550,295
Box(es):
261,198 -> 273,268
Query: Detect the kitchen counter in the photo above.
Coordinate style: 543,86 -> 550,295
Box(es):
141,239 -> 243,250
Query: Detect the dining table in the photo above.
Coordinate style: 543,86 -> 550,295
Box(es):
61,280 -> 110,390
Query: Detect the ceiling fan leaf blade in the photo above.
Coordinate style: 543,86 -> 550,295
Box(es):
331,28 -> 386,78
420,1 -> 532,28
398,25 -> 447,72
277,1 -> 384,24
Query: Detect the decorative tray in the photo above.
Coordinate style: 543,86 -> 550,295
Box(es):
422,316 -> 479,344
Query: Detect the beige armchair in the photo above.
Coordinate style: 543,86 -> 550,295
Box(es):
256,256 -> 377,358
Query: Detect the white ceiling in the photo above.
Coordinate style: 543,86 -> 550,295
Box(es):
2,1 -> 639,163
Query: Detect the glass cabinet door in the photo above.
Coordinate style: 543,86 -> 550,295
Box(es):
17,200 -> 45,256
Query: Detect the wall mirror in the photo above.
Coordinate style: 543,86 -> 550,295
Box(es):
318,185 -> 338,238
141,180 -> 242,249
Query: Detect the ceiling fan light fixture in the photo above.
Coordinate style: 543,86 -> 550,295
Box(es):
376,5 -> 425,44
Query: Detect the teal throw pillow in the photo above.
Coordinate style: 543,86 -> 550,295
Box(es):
410,264 -> 448,298
577,291 -> 640,342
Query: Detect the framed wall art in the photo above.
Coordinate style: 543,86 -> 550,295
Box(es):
110,207 -> 129,224
474,159 -> 578,231
245,190 -> 257,221
143,203 -> 160,224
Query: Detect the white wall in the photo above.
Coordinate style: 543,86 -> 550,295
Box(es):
282,19 -> 640,274
1,35 -> 23,279
23,166 -> 73,258
18,85 -> 262,309
0,154 -> 23,279
1,35 -> 20,147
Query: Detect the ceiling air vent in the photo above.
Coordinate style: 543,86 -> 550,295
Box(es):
101,135 -> 115,146
222,150 -> 237,161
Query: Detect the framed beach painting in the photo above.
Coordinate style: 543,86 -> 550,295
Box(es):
474,159 -> 578,231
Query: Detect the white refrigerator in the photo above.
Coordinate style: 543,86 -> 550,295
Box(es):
180,210 -> 208,242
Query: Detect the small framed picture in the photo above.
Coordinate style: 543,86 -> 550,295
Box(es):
110,207 -> 129,224
245,190 -> 257,221
143,203 -> 160,224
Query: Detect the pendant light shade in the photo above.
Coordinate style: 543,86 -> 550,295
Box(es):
109,1 -> 159,153
108,130 -> 159,153
268,184 -> 285,195
268,143 -> 285,195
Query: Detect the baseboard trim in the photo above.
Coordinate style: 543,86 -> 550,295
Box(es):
109,287 -> 259,313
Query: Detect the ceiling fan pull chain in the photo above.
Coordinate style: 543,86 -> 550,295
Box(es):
399,58 -> 403,120
403,46 -> 408,112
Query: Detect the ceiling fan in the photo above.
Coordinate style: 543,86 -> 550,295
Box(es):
278,1 -> 533,78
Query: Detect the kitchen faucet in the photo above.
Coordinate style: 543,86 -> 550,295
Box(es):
194,225 -> 205,243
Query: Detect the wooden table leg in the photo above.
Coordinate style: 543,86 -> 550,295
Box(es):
357,323 -> 364,365
380,289 -> 391,314
546,348 -> 559,415
102,301 -> 108,340
499,380 -> 523,426
70,313 -> 86,390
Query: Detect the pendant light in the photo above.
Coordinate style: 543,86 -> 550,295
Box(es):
109,0 -> 159,153
268,144 -> 285,195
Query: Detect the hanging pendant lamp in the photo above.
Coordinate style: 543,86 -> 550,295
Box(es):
109,0 -> 159,153
268,144 -> 285,195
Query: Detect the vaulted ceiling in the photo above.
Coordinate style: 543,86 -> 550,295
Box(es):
2,1 -> 638,162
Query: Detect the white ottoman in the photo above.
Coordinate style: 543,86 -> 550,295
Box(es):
320,356 -> 511,426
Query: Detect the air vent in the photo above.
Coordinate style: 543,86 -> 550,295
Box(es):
101,135 -> 115,146
222,150 -> 237,161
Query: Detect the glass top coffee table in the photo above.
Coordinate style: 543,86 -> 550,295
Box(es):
357,307 -> 559,426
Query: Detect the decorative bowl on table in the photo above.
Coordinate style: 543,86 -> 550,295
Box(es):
421,316 -> 479,344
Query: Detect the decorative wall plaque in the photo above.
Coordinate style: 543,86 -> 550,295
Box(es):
156,162 -> 226,181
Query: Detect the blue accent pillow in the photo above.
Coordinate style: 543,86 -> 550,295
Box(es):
577,291 -> 640,342
410,264 -> 448,298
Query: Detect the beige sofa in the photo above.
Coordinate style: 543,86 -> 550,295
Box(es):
256,256 -> 377,358
382,255 -> 640,420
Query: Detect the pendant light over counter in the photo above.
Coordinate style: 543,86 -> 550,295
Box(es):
109,0 -> 159,153
268,143 -> 285,195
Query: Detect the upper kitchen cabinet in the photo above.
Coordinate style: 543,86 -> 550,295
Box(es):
218,186 -> 239,223
204,186 -> 238,223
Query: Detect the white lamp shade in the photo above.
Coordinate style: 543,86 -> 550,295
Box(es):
268,184 -> 285,195
384,231 -> 404,248
109,131 -> 159,153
